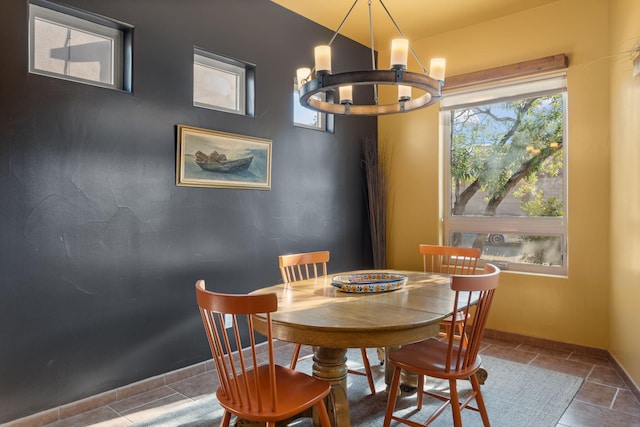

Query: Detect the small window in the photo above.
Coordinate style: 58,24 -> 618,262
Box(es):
442,74 -> 567,276
194,48 -> 255,116
29,1 -> 131,91
294,79 -> 324,130
293,78 -> 334,132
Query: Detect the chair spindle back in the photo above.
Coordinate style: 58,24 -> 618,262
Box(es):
446,264 -> 500,373
419,244 -> 480,275
195,280 -> 278,413
279,251 -> 329,284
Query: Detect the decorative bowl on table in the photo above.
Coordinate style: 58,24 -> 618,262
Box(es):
331,272 -> 408,293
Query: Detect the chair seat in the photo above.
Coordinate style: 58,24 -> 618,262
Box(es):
217,364 -> 331,422
389,338 -> 482,380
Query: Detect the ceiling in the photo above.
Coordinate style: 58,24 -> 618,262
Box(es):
272,0 -> 558,48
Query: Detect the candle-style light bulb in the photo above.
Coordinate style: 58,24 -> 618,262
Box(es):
398,85 -> 411,102
429,58 -> 446,82
315,45 -> 332,75
339,85 -> 353,104
390,39 -> 409,70
296,67 -> 311,90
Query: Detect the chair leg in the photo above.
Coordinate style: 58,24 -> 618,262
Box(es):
449,379 -> 463,427
360,348 -> 376,395
470,373 -> 491,426
290,344 -> 302,369
376,347 -> 385,365
417,374 -> 425,410
315,399 -> 332,427
221,411 -> 232,427
383,364 -> 403,427
347,349 -> 376,395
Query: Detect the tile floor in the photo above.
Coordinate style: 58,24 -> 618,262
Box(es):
481,333 -> 640,426
4,332 -> 640,427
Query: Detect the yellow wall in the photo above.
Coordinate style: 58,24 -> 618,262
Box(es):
609,0 -> 640,388
381,0 -> 612,350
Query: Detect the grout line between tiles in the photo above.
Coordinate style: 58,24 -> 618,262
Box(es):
610,387 -> 621,411
583,364 -> 597,383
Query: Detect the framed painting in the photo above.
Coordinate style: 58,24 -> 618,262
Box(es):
176,125 -> 271,190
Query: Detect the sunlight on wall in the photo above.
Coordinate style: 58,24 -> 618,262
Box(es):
381,0 -> 611,350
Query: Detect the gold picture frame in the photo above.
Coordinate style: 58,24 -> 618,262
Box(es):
176,125 -> 271,190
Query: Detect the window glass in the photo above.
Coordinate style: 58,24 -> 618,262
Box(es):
442,74 -> 567,275
29,3 -> 127,90
293,77 -> 334,132
193,49 -> 254,116
194,52 -> 244,114
293,85 -> 325,130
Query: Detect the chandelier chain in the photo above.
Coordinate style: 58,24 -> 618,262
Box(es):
328,0 -> 359,47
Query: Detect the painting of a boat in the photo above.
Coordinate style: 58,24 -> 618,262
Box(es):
177,125 -> 271,190
194,150 -> 253,173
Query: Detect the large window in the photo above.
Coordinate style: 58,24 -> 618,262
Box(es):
442,74 -> 567,275
29,1 -> 131,91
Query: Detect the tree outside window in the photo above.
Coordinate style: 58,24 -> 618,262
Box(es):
442,75 -> 567,275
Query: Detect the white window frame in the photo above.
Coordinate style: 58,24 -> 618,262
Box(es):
194,48 -> 255,116
29,2 -> 128,90
441,73 -> 568,276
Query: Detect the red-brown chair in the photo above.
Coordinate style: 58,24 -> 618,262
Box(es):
383,264 -> 500,427
419,244 -> 481,346
279,251 -> 377,395
195,280 -> 332,427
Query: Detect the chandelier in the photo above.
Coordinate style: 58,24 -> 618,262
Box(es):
296,0 -> 446,116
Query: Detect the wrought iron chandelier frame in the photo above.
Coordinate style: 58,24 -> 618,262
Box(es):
297,0 -> 444,116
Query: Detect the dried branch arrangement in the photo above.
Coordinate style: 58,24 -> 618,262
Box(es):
362,135 -> 387,269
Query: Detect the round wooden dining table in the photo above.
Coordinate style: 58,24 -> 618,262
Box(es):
251,269 -> 459,427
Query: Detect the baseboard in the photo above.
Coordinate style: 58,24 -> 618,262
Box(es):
608,351 -> 640,404
1,359 -> 213,427
484,328 -> 609,358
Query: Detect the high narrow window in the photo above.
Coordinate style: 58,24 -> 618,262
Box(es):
442,74 -> 568,275
293,78 -> 325,130
29,1 -> 131,91
293,77 -> 334,132
194,48 -> 255,116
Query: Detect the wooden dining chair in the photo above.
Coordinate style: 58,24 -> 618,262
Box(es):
279,251 -> 329,285
195,280 -> 332,427
279,251 -> 377,395
419,244 -> 481,347
383,264 -> 500,427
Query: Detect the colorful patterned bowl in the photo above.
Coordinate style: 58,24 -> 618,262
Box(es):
331,272 -> 408,293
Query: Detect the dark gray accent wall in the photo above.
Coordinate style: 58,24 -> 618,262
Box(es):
0,0 -> 376,422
